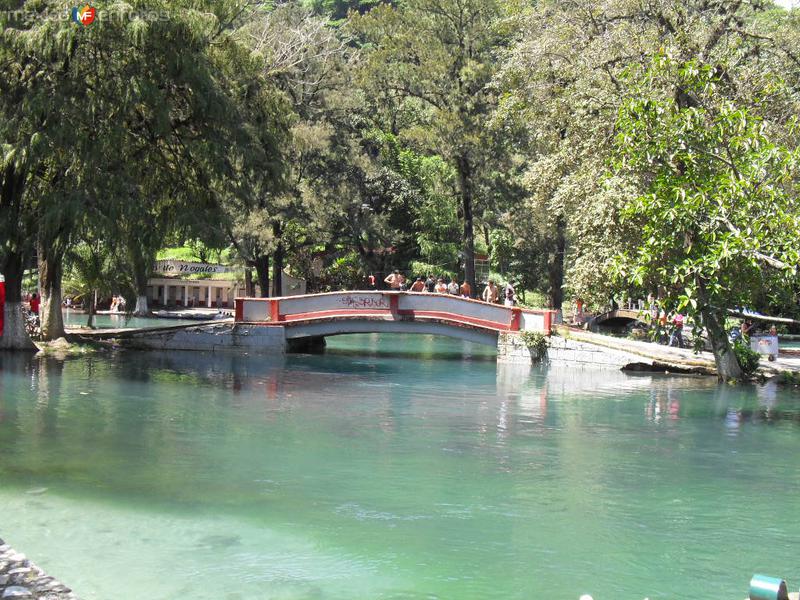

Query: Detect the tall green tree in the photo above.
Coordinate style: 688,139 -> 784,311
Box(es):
350,0 -> 514,295
497,0 -> 800,309
614,56 -> 800,380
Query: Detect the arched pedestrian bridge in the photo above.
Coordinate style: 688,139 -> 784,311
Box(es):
592,308 -> 647,329
235,291 -> 556,347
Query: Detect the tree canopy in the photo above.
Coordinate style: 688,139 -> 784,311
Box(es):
0,0 -> 798,377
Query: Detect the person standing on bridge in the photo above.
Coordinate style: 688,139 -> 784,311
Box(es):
459,280 -> 472,298
384,270 -> 405,290
447,278 -> 459,295
503,282 -> 516,307
482,280 -> 498,304
424,274 -> 436,293
435,278 -> 448,294
410,277 -> 425,292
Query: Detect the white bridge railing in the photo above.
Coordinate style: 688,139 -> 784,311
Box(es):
235,291 -> 555,334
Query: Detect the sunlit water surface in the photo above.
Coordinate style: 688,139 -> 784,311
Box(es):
1,334 -> 799,600
61,310 -> 202,329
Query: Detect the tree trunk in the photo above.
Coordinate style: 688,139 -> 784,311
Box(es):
245,268 -> 254,297
38,243 -> 66,341
87,290 -> 96,329
456,154 -> 476,296
128,242 -> 152,316
254,255 -> 270,298
547,218 -> 566,310
0,252 -> 36,351
134,295 -> 149,316
272,221 -> 284,297
702,306 -> 743,381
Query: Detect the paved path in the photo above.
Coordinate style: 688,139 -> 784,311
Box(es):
559,327 -> 800,376
64,319 -> 231,340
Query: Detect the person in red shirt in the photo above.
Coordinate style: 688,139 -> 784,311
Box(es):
29,292 -> 40,315
668,313 -> 684,348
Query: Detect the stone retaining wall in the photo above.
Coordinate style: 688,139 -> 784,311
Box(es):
118,323 -> 286,353
497,333 -> 650,368
0,539 -> 77,599
498,331 -> 714,374
546,336 -> 658,369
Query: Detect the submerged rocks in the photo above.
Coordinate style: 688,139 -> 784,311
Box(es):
0,539 -> 77,600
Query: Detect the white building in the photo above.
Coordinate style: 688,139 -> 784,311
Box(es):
145,261 -> 306,308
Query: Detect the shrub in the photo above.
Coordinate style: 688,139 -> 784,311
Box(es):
733,340 -> 761,377
520,330 -> 549,362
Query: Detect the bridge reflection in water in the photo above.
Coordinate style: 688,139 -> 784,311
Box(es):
235,291 -> 556,347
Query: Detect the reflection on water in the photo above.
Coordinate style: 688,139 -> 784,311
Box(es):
61,310 -> 200,329
1,334 -> 800,600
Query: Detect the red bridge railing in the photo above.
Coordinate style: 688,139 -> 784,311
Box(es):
235,291 -> 555,335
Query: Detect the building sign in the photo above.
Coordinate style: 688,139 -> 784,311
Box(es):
153,260 -> 236,275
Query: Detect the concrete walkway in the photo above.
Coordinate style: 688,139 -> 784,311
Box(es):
558,326 -> 800,376
64,319 -> 231,341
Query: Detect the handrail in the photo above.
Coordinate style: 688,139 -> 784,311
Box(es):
235,291 -> 555,334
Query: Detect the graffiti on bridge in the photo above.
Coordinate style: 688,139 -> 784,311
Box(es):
339,295 -> 390,309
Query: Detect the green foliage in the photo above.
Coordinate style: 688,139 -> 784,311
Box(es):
612,52 -> 800,378
323,251 -> 366,290
779,371 -> 800,386
520,331 -> 549,362
732,341 -> 761,378
408,261 -> 456,281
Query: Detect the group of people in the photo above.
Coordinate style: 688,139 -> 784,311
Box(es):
481,280 -> 517,307
382,271 -> 473,298
378,270 -> 517,306
646,297 -> 687,347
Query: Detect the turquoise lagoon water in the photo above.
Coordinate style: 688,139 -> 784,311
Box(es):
62,310 -> 201,329
1,333 -> 800,600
